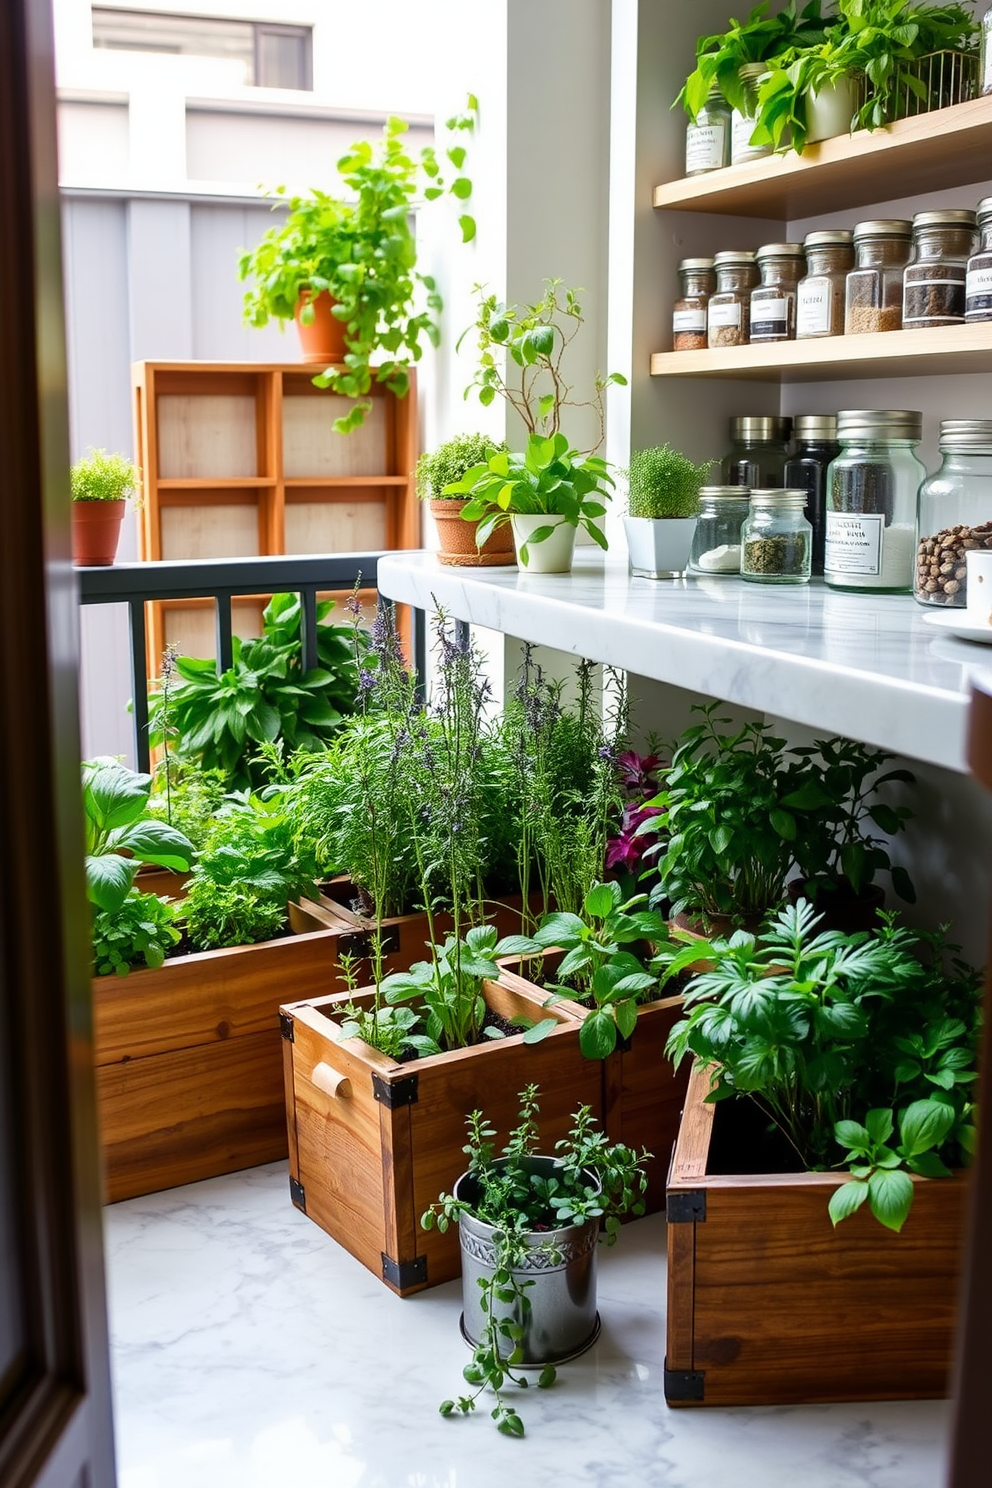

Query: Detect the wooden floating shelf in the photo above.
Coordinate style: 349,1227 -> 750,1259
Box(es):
156,477 -> 277,489
283,475 -> 410,488
650,324 -> 992,382
653,95 -> 992,220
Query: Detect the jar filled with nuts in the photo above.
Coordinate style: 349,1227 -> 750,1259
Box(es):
844,220 -> 913,334
673,258 -> 716,352
707,251 -> 759,348
915,420 -> 992,609
903,210 -> 977,330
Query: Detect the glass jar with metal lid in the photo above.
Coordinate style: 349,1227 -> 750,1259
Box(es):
903,209 -> 977,329
750,243 -> 806,343
673,258 -> 716,352
741,491 -> 812,584
796,230 -> 854,339
844,220 -> 913,334
685,87 -> 731,175
707,251 -> 759,348
824,410 -> 924,593
784,414 -> 839,576
982,3 -> 992,96
731,62 -> 773,165
721,415 -> 792,487
965,198 -> 992,323
915,420 -> 992,608
688,487 -> 751,574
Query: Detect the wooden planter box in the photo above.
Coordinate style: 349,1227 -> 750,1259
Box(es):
498,947 -> 690,1215
665,1063 -> 968,1408
280,977 -> 600,1296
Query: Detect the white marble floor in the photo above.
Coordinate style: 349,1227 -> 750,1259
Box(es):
104,1162 -> 949,1488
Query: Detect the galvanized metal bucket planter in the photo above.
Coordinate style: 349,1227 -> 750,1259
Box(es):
455,1156 -> 601,1366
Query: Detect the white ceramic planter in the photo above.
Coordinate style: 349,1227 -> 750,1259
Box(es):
624,516 -> 697,579
806,77 -> 858,144
510,514 -> 577,573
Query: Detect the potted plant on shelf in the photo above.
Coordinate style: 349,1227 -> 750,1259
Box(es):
238,106 -> 476,432
623,444 -> 712,580
416,432 -> 514,567
663,899 -> 978,1407
421,1084 -> 649,1436
447,281 -> 626,573
70,448 -> 140,566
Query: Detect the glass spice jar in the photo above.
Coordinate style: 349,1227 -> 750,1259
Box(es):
749,243 -> 806,342
722,415 -> 792,488
795,230 -> 854,339
844,220 -> 913,334
902,209 -> 977,329
707,251 -> 759,348
784,414 -> 839,576
915,420 -> 992,608
824,410 -> 924,593
685,88 -> 732,175
965,198 -> 992,323
731,62 -> 773,165
982,4 -> 992,96
741,490 -> 812,584
673,258 -> 716,352
688,487 -> 751,574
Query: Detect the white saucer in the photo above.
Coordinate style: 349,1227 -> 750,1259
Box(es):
924,610 -> 992,645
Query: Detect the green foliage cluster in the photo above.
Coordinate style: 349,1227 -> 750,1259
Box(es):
667,900 -> 980,1231
625,444 -> 713,521
91,889 -> 181,976
421,1086 -> 649,1435
677,1 -> 832,117
416,432 -> 508,502
239,108 -> 476,433
70,448 -> 141,503
83,757 -> 195,917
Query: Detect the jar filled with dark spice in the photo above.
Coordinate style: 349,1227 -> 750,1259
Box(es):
685,88 -> 731,175
707,251 -> 759,348
915,420 -> 992,608
784,414 -> 839,576
844,220 -> 913,334
722,415 -> 792,488
796,230 -> 854,339
903,209 -> 977,329
750,243 -> 806,343
825,410 -> 924,593
689,487 -> 751,574
741,490 -> 812,584
965,198 -> 992,323
673,258 -> 716,352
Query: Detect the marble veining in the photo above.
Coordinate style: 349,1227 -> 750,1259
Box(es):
377,550 -> 992,773
105,1162 -> 949,1488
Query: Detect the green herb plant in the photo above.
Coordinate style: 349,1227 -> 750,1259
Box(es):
91,889 -> 181,976
416,432 -> 508,501
677,1 -> 831,118
421,1085 -> 649,1436
71,448 -> 141,503
82,756 -> 195,916
625,444 -> 713,520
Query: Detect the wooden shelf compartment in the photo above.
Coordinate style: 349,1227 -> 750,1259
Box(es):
653,95 -> 992,220
650,323 -> 992,382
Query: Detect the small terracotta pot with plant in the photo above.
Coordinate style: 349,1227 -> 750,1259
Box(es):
417,432 -> 513,567
70,448 -> 140,566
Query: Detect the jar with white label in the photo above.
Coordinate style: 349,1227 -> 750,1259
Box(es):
796,230 -> 853,339
673,258 -> 716,352
750,243 -> 805,342
902,209 -> 977,329
707,251 -> 759,348
844,220 -> 913,334
824,410 -> 925,594
685,88 -> 731,176
731,63 -> 773,165
965,198 -> 992,323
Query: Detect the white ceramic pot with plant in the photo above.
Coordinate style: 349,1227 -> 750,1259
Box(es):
70,448 -> 141,566
805,73 -> 859,142
623,444 -> 711,580
416,432 -> 514,567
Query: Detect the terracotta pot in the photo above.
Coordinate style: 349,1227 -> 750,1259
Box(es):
429,498 -> 516,568
671,907 -> 768,939
787,877 -> 885,935
71,499 -> 125,566
294,289 -> 347,365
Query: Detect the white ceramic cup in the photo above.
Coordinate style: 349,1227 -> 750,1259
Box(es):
965,550 -> 992,628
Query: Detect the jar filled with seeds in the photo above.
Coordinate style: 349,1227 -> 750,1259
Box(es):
731,63 -> 773,165
673,258 -> 716,351
688,487 -> 751,574
707,251 -> 760,348
965,198 -> 992,323
722,415 -> 792,487
796,230 -> 854,339
784,414 -> 839,576
824,410 -> 924,593
741,490 -> 812,584
915,420 -> 992,608
844,220 -> 913,334
902,209 -> 977,329
750,243 -> 806,342
685,88 -> 732,175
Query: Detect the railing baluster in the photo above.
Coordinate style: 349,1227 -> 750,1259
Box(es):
300,587 -> 319,673
215,595 -> 234,673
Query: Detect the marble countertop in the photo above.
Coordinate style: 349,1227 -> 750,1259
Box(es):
378,550 -> 992,774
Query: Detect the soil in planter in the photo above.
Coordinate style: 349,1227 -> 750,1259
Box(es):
706,1093 -> 803,1177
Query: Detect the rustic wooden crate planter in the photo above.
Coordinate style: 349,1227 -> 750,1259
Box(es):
665,1062 -> 968,1408
498,948 -> 690,1215
279,977 -> 600,1296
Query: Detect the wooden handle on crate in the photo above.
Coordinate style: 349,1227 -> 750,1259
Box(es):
312,1062 -> 352,1100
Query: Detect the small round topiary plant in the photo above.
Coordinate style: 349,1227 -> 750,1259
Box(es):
416,432 -> 508,501
625,444 -> 712,520
70,448 -> 141,503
